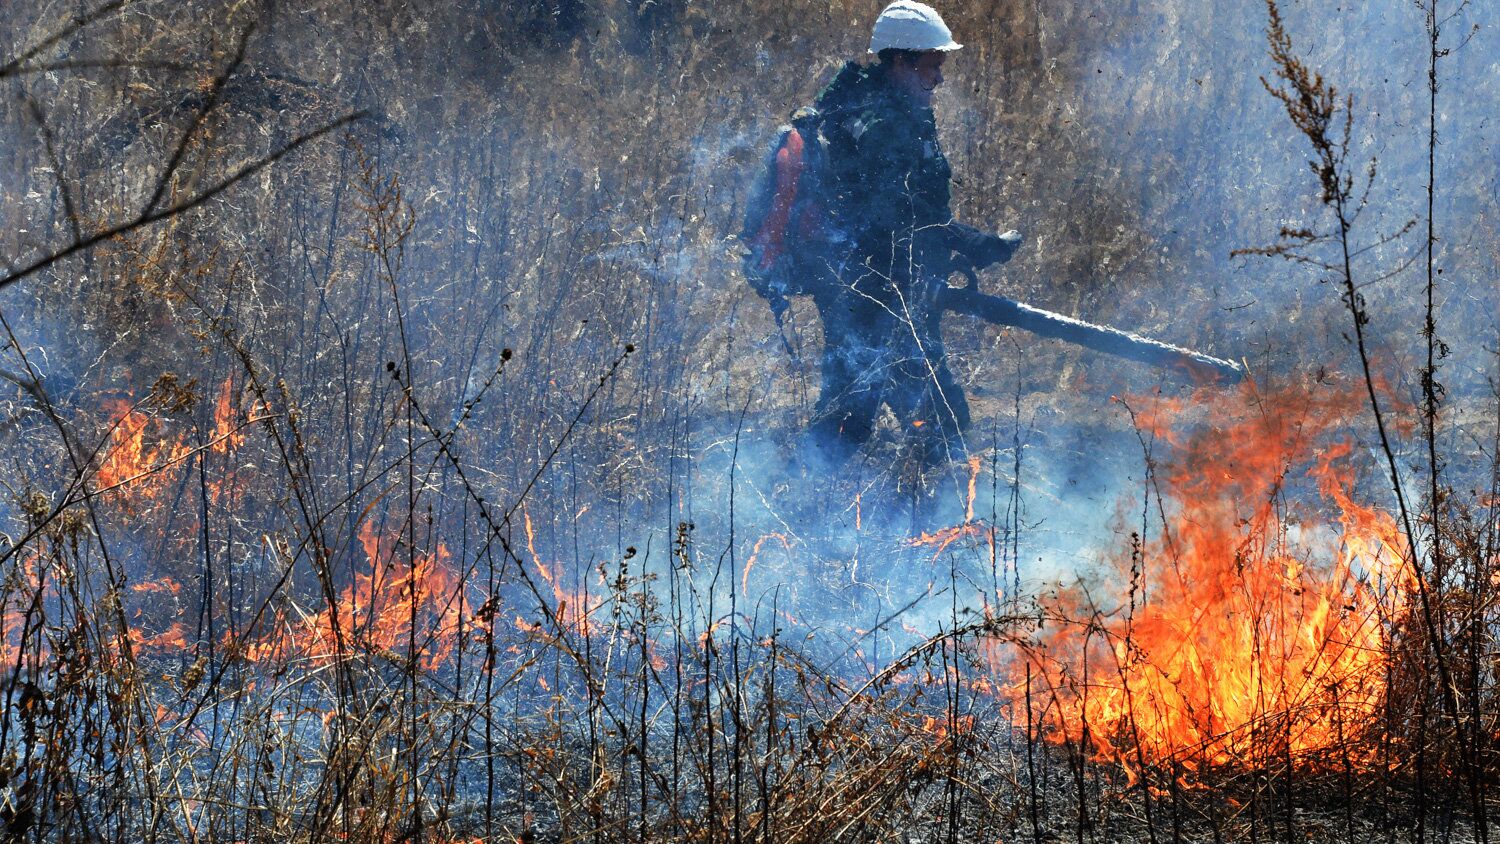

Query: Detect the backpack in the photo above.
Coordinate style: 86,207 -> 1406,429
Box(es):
739,106 -> 838,306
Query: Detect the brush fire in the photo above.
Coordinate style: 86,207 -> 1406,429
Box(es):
0,1 -> 1496,843
1011,384 -> 1416,781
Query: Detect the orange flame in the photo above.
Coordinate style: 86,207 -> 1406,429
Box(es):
742,533 -> 792,594
136,621 -> 192,652
210,378 -> 246,455
964,454 -> 982,522
131,577 -> 184,596
96,400 -> 192,506
96,377 -> 247,508
1007,382 -> 1414,779
908,521 -> 993,562
918,713 -> 974,744
523,508 -> 594,633
205,378 -> 248,504
243,519 -> 466,670
1,554 -> 50,668
908,454 -> 994,559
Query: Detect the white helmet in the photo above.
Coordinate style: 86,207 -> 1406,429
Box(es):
868,1 -> 962,54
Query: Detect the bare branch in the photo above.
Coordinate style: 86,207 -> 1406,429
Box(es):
24,97 -> 83,243
4,59 -> 194,75
0,0 -> 135,79
0,111 -> 367,295
143,21 -> 258,215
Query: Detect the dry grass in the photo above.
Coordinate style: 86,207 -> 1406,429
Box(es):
0,1 -> 1493,842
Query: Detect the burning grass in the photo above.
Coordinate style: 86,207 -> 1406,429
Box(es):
2,367 -> 1492,843
1009,381 -> 1419,782
0,3 -> 1495,840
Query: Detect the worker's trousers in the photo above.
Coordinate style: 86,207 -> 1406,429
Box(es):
804,282 -> 971,468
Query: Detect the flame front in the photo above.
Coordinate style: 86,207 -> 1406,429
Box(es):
1010,382 -> 1414,779
95,399 -> 193,506
242,520 -> 466,670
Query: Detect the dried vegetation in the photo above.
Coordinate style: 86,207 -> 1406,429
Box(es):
0,1 -> 1495,842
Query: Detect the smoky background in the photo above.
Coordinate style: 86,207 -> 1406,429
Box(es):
0,0 -> 1495,841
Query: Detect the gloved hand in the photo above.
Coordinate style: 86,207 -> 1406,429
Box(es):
944,223 -> 1024,269
987,229 -> 1023,266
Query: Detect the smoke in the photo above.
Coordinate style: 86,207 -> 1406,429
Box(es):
0,0 -> 1494,666
4,7 -> 1498,840
1059,0 -> 1499,391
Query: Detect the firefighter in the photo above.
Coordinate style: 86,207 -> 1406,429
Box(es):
799,0 -> 1023,470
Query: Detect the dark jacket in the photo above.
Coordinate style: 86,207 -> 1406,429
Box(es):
800,62 -> 975,466
814,62 -> 954,295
